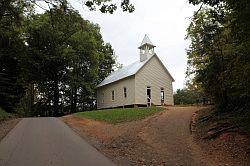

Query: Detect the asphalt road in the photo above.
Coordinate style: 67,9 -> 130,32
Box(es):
0,118 -> 115,166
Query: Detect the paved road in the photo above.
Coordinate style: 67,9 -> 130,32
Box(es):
0,118 -> 114,166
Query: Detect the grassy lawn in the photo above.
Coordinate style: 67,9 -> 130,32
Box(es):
0,107 -> 14,121
74,107 -> 164,124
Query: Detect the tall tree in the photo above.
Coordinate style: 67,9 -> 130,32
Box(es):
0,0 -> 127,115
187,0 -> 249,111
0,0 -> 30,112
26,6 -> 115,116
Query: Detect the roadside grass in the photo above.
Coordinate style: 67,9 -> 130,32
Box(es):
74,107 -> 164,124
0,107 -> 14,121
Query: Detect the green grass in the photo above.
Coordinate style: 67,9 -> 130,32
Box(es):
0,107 -> 14,121
74,107 -> 164,124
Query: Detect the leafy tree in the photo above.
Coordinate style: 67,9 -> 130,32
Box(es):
0,0 -> 31,112
65,22 -> 115,112
84,0 -> 135,14
187,0 -> 249,111
174,88 -> 203,105
26,9 -> 75,115
29,0 -> 134,14
0,0 -> 128,115
25,6 -> 115,116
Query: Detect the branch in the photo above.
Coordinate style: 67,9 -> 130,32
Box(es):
194,3 -> 203,17
32,1 -> 48,11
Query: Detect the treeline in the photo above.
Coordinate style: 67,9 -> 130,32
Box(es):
174,89 -> 209,105
186,0 -> 249,112
0,1 -> 116,116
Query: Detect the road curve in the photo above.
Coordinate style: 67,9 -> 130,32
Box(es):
0,118 -> 114,166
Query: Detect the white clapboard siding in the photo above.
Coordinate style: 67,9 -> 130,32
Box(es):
97,76 -> 135,109
135,56 -> 174,105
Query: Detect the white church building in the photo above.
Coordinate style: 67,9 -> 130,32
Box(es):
96,35 -> 174,109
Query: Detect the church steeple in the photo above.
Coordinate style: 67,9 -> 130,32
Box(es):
138,34 -> 155,62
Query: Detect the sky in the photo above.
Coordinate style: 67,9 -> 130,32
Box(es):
36,0 -> 198,91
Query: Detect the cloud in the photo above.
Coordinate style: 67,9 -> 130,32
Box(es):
68,0 -> 198,91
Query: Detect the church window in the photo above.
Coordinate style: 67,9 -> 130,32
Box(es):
111,90 -> 115,101
124,87 -> 127,98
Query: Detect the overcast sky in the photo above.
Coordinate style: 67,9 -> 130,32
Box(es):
37,0 -> 198,91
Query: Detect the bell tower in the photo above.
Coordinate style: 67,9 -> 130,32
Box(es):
138,34 -> 155,62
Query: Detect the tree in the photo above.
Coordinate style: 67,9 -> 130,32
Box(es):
29,0 -> 134,14
84,0 -> 135,14
25,6 -> 115,116
186,0 -> 249,111
0,0 -> 127,115
65,22 -> 115,112
0,0 -> 30,112
174,88 -> 203,105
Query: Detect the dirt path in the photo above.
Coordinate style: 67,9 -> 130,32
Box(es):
63,106 -> 249,165
192,108 -> 250,166
138,106 -> 214,165
63,106 -> 215,165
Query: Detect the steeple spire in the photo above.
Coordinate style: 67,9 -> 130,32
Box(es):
139,34 -> 155,49
138,34 -> 155,62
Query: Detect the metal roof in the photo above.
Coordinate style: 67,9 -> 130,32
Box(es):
97,55 -> 153,87
97,54 -> 175,88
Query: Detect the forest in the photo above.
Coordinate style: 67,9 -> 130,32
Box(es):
0,0 -> 135,117
185,0 -> 249,112
0,0 -> 132,116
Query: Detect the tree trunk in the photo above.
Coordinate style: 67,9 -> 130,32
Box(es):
73,88 -> 77,112
72,88 -> 77,113
53,80 -> 59,116
70,87 -> 77,113
70,88 -> 73,113
28,83 -> 34,116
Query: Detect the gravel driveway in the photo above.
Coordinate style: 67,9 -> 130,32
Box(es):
63,106 -> 216,165
138,106 -> 215,165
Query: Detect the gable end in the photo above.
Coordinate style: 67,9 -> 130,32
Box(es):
135,54 -> 174,82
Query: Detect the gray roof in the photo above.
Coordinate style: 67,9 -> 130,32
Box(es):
97,56 -> 151,87
97,54 -> 174,88
139,34 -> 155,48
